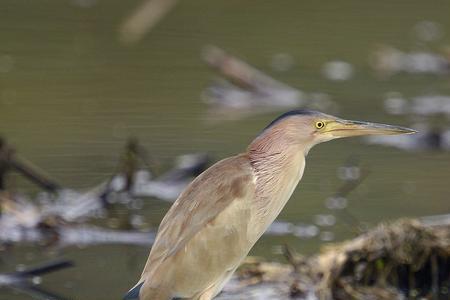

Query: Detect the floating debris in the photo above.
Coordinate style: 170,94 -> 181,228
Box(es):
366,128 -> 450,151
119,0 -> 179,45
109,152 -> 210,201
377,93 -> 450,151
1,194 -> 43,228
203,45 -> 298,92
292,224 -> 320,239
203,81 -> 303,110
0,137 -> 211,250
315,219 -> 450,300
409,94 -> 450,117
0,138 -> 208,247
38,185 -> 111,223
0,217 -> 155,248
51,226 -> 154,247
370,45 -> 450,77
313,214 -> 336,227
1,137 -> 209,228
220,262 -> 303,300
219,218 -> 450,300
1,185 -> 110,227
322,60 -> 354,81
202,46 -> 338,121
202,82 -> 305,121
267,221 -> 294,235
383,92 -> 450,118
104,138 -> 209,202
325,196 -> 348,210
267,221 -> 319,239
0,193 -> 155,247
383,92 -> 409,115
0,260 -> 73,300
202,45 -> 305,119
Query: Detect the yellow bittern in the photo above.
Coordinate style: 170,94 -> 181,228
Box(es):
125,110 -> 415,300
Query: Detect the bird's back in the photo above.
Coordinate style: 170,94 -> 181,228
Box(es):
135,153 -> 256,299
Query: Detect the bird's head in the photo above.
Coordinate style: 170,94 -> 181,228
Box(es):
251,110 -> 416,156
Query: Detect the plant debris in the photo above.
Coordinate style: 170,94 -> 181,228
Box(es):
220,218 -> 450,300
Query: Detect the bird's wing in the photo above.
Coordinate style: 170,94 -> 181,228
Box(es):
141,153 -> 255,278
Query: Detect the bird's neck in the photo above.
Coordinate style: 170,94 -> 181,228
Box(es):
247,138 -> 306,236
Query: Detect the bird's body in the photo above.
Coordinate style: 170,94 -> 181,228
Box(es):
125,110 -> 415,300
140,154 -> 255,299
139,151 -> 305,300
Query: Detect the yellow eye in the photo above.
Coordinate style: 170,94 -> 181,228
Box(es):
315,121 -> 325,129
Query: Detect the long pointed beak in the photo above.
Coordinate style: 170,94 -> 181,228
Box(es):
325,119 -> 417,138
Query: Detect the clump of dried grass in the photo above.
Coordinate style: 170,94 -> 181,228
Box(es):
234,219 -> 450,300
317,219 -> 449,300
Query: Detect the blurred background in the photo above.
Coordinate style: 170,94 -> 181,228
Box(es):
1,0 -> 449,299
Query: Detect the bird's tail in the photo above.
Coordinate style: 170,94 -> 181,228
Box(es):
123,282 -> 143,299
123,281 -> 175,300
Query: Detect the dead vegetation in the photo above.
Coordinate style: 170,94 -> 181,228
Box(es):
231,219 -> 450,300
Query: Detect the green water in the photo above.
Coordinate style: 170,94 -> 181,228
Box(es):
1,1 -> 450,299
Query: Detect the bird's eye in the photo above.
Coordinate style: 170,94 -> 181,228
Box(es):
315,121 -> 325,129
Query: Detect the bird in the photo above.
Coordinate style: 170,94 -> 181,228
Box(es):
124,110 -> 415,300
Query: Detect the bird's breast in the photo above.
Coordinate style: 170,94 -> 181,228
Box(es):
248,154 -> 306,242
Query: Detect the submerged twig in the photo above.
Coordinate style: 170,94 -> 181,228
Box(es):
0,260 -> 74,300
119,0 -> 179,45
0,137 -> 60,192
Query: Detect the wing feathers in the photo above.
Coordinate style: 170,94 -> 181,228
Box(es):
141,154 -> 254,280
